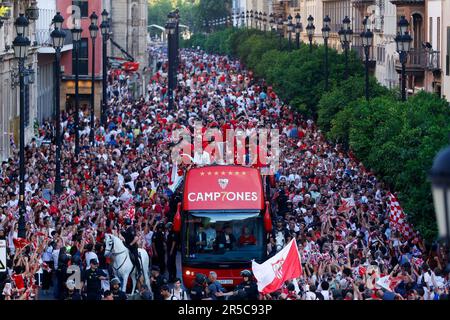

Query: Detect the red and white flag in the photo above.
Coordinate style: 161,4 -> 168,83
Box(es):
252,239 -> 302,294
376,275 -> 402,292
127,205 -> 135,221
387,192 -> 416,239
338,197 -> 355,213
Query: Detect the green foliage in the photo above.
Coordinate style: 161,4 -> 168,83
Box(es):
318,76 -> 390,135
328,92 -> 450,241
183,27 -> 450,242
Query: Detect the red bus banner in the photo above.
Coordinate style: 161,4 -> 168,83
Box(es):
183,166 -> 264,211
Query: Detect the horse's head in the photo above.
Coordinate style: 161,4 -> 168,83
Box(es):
104,233 -> 115,258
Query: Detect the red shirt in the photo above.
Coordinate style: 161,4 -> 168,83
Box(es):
12,274 -> 25,290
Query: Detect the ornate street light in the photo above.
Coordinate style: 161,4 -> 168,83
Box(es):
287,14 -> 294,50
338,16 -> 353,80
277,14 -> 284,49
89,12 -> 99,146
12,13 -> 31,239
306,15 -> 315,52
322,15 -> 331,91
361,16 -> 373,101
70,18 -> 83,156
50,14 -> 66,195
53,11 -> 64,29
395,16 -> 413,102
100,9 -> 110,126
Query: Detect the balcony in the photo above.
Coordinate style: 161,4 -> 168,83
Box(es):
36,28 -> 73,54
390,0 -> 424,4
351,0 -> 375,7
426,50 -> 440,71
395,48 -> 426,77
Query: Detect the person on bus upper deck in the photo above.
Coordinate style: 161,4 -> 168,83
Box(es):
216,225 -> 236,251
238,226 -> 256,246
195,225 -> 207,252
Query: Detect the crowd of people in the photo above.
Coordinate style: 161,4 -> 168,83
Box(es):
0,45 -> 448,301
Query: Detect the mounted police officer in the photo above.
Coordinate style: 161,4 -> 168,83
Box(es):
120,218 -> 142,278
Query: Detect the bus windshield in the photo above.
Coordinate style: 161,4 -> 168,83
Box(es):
182,211 -> 264,264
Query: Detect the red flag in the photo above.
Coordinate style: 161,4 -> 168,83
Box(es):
13,238 -> 30,250
252,239 -> 302,294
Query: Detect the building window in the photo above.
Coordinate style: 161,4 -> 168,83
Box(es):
323,0 -> 351,33
72,0 -> 88,18
73,38 -> 89,76
291,0 -> 300,7
131,3 -> 139,27
132,28 -> 139,58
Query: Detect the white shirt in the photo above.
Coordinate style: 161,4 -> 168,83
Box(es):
321,290 -> 331,300
305,291 -> 318,300
52,249 -> 60,269
85,252 -> 99,269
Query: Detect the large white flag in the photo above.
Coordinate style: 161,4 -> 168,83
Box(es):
252,239 -> 302,294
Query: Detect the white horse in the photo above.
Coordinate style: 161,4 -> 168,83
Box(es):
104,234 -> 151,294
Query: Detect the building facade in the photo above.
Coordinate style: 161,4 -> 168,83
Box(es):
106,0 -> 148,74
0,0 -> 40,161
441,0 -> 450,101
56,0 -> 103,116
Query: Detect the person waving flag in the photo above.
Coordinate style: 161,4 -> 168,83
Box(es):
252,239 -> 302,294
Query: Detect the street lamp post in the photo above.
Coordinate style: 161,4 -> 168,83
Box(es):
430,146 -> 450,275
361,16 -> 373,101
50,12 -> 66,195
100,10 -> 110,127
165,18 -> 175,111
306,15 -> 315,53
241,11 -> 245,28
71,19 -> 82,156
260,12 -> 263,31
338,16 -> 353,80
277,14 -> 284,50
89,12 -> 98,146
395,16 -> 413,102
174,9 -> 180,71
246,11 -> 249,29
250,10 -> 254,29
287,14 -> 293,50
263,12 -> 267,32
295,13 -> 301,49
322,15 -> 331,91
12,13 -> 31,239
269,13 -> 274,33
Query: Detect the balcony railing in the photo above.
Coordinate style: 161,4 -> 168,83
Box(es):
408,48 -> 424,66
426,50 -> 440,71
35,28 -> 73,47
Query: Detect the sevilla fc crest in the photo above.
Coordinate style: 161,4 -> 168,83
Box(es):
271,257 -> 285,279
218,178 -> 229,190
